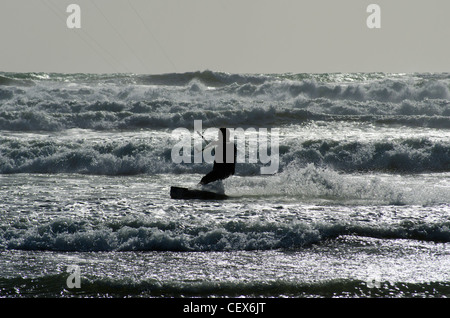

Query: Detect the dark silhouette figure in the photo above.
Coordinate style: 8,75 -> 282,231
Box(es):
199,128 -> 237,185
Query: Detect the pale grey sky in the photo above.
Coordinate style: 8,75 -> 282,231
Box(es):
0,0 -> 449,74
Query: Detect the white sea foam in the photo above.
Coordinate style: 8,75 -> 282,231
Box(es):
1,130 -> 448,175
0,71 -> 448,131
2,202 -> 449,252
1,71 -> 449,299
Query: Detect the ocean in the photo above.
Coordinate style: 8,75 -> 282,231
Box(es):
0,71 -> 449,300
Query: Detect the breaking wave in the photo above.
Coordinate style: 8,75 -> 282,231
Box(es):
1,210 -> 449,252
1,274 -> 448,297
1,136 -> 448,175
0,71 -> 449,131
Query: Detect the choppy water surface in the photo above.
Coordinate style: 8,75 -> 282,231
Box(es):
0,71 -> 449,297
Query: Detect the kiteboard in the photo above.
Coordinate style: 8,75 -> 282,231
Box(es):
170,186 -> 228,200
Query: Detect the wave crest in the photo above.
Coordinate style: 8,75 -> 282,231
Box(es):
2,213 -> 449,252
1,136 -> 448,175
0,72 -> 448,131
